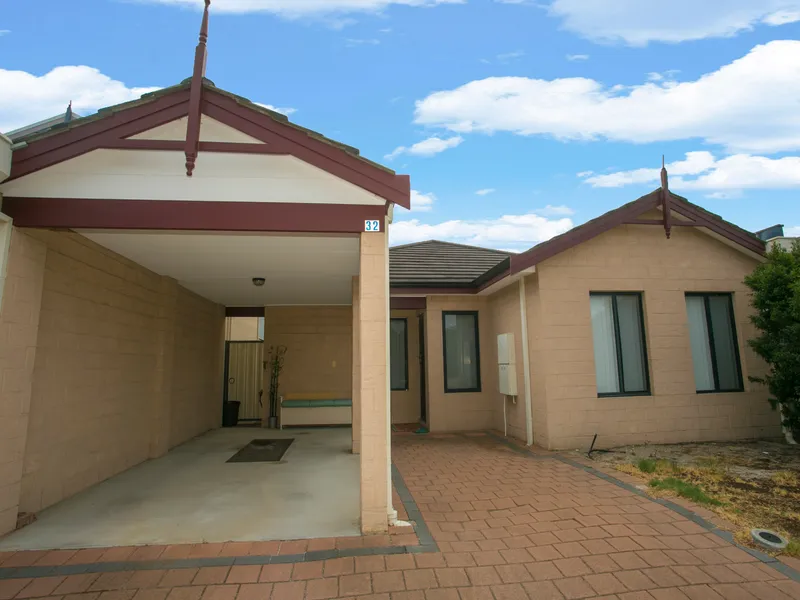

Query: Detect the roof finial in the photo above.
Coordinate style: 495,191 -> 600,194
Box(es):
661,155 -> 672,239
65,101 -> 73,123
185,0 -> 211,177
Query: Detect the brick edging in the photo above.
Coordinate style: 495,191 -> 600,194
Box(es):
0,464 -> 437,581
483,431 -> 800,583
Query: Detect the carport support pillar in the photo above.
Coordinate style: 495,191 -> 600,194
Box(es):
358,229 -> 393,533
149,277 -> 179,459
0,226 -> 46,535
351,276 -> 361,454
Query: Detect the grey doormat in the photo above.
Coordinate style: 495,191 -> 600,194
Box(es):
227,438 -> 294,463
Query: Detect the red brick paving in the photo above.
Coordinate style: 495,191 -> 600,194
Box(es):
0,432 -> 798,599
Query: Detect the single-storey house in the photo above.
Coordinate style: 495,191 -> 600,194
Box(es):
0,3 -> 780,545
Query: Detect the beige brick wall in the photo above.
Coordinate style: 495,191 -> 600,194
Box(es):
358,230 -> 390,533
486,283 -> 527,442
262,306 -> 353,410
535,223 -> 780,450
18,229 -> 224,514
0,229 -> 46,534
170,286 -> 225,448
425,296 -> 496,433
389,309 -> 422,425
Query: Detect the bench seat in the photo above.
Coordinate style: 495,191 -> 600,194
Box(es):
280,395 -> 353,428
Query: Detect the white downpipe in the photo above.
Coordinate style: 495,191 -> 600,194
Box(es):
384,217 -> 398,525
518,277 -> 534,446
780,404 -> 797,445
503,396 -> 508,437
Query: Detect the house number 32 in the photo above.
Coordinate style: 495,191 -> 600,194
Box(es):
364,220 -> 380,232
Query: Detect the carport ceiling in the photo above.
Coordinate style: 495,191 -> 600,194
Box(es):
79,231 -> 360,306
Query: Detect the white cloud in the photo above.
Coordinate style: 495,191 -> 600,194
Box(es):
254,102 -> 297,116
345,38 -> 380,46
385,135 -> 463,160
414,41 -> 800,153
785,226 -> 800,236
566,54 -> 589,61
534,204 -> 575,216
580,151 -> 800,193
0,30 -> 10,36
142,0 -> 463,17
390,212 -> 573,249
408,190 -> 436,212
475,188 -> 496,196
497,50 -> 525,61
576,170 -> 593,177
0,66 -> 159,134
549,0 -> 800,45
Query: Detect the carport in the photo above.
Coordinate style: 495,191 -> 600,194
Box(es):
0,8 -> 410,546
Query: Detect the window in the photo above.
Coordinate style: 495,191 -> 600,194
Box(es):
590,293 -> 650,396
685,294 -> 743,393
390,318 -> 408,391
442,311 -> 481,393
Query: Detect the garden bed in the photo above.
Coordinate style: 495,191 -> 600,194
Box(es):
583,440 -> 800,553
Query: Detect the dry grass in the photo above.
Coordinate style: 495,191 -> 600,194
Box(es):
611,445 -> 800,555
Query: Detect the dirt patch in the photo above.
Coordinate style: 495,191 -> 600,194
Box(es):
582,440 -> 800,541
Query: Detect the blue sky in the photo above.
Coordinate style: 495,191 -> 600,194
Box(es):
1,0 -> 799,250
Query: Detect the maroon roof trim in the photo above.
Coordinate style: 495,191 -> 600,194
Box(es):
202,92 -> 411,209
389,286 -> 474,295
476,190 -> 765,292
8,92 -> 191,181
100,139 -> 287,154
6,88 -> 410,209
625,219 -> 696,226
2,197 -> 383,233
390,297 -> 427,310
226,306 -> 265,318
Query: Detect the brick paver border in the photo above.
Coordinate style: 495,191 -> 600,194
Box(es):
485,431 -> 800,584
0,465 -> 438,581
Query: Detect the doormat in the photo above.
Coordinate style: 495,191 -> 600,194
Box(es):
227,439 -> 294,463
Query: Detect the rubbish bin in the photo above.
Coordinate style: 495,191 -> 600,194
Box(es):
222,401 -> 241,427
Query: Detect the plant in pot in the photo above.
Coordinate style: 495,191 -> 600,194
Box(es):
266,345 -> 287,429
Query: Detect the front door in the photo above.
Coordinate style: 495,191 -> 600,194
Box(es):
225,341 -> 264,421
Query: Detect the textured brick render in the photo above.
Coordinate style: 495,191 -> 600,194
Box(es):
358,229 -> 391,533
421,220 -> 780,449
0,227 -> 225,527
0,229 -> 46,535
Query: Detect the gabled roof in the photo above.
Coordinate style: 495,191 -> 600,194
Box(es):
7,79 -> 411,208
390,240 -> 512,288
6,106 -> 80,142
389,191 -> 766,294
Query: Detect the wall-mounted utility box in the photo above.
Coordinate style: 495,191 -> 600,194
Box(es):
497,333 -> 517,396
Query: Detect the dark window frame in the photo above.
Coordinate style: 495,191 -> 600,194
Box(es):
442,311 -> 482,394
390,318 -> 409,392
590,292 -> 651,398
685,292 -> 745,393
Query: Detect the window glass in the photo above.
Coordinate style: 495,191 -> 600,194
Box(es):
590,293 -> 650,396
443,312 -> 480,392
390,319 -> 408,391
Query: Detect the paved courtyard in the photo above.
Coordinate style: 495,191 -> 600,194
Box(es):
1,432 -> 799,599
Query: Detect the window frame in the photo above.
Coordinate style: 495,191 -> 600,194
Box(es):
685,292 -> 744,394
390,317 -> 409,392
589,292 -> 651,398
442,310 -> 482,394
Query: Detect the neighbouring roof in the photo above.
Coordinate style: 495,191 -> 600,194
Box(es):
390,240 -> 512,288
755,224 -> 785,241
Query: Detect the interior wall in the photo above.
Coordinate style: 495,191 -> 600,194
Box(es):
536,223 -> 779,450
424,296 -> 495,432
19,230 -> 224,514
170,286 -> 226,448
263,306 -> 353,406
389,309 -> 421,425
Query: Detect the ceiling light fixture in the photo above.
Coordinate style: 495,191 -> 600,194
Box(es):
252,277 -> 266,287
